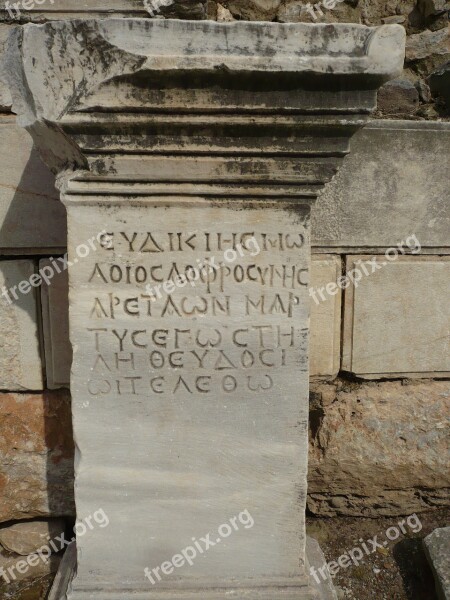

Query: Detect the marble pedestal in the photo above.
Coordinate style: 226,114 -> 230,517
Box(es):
4,18 -> 405,599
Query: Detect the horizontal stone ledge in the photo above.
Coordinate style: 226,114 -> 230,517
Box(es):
363,119 -> 450,132
11,19 -> 406,80
84,155 -> 343,185
62,183 -> 324,198
66,586 -> 316,600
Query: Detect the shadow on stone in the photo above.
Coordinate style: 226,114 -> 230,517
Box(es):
393,537 -> 438,600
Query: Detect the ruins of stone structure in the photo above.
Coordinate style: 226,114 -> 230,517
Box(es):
3,18 -> 406,598
0,2 -> 449,599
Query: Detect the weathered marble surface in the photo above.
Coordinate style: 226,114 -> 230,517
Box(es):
0,26 -> 11,110
0,260 -> 43,390
47,542 -> 77,600
0,0 -> 207,19
3,20 -> 405,185
66,198 -> 315,597
310,256 -> 341,379
313,121 -> 450,251
40,259 -> 72,389
37,254 -> 341,388
343,256 -> 450,377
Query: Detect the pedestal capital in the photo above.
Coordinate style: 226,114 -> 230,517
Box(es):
4,19 -> 405,199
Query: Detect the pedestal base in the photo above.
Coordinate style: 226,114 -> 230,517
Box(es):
51,540 -> 337,600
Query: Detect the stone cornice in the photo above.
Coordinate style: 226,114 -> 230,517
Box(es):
3,19 -> 406,198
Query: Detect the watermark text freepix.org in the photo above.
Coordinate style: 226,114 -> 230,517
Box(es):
310,513 -> 423,584
144,236 -> 261,303
0,508 -> 109,584
309,234 -> 421,306
4,0 -> 53,19
0,231 -> 111,306
144,509 -> 255,585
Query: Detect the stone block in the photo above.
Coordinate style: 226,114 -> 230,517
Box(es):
0,118 -> 66,254
313,120 -> 450,251
377,79 -> 420,116
217,3 -> 234,20
0,518 -> 66,555
40,259 -> 72,389
405,26 -> 450,76
0,391 -> 75,524
418,0 -> 450,18
424,527 -> 450,600
0,547 -> 61,589
308,379 -> 450,517
306,537 -> 338,600
66,198 -> 315,597
157,0 -> 208,19
406,26 -> 450,62
0,260 -> 43,390
221,0 -> 281,20
310,255 -> 341,380
342,255 -> 450,378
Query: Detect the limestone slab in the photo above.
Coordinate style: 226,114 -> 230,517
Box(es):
342,256 -> 450,378
0,118 -> 66,254
0,260 -> 43,390
40,259 -> 72,389
313,121 -> 450,251
47,542 -> 77,600
424,527 -> 450,600
306,537 -> 338,600
310,256 -> 341,380
0,518 -> 66,555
